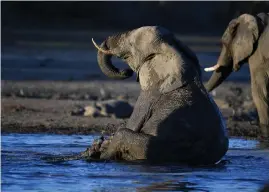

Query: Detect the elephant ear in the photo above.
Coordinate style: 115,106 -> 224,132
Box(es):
160,36 -> 200,94
230,14 -> 260,70
221,19 -> 239,44
173,38 -> 201,78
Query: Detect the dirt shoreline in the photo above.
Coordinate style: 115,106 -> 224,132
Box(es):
1,80 -> 262,138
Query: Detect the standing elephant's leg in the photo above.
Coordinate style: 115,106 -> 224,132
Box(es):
100,128 -> 152,161
251,70 -> 269,138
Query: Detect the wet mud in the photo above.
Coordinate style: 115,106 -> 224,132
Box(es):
1,80 -> 262,138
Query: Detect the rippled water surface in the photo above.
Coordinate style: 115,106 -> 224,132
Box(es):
2,134 -> 269,192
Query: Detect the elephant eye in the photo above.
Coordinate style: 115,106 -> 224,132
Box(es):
144,53 -> 157,62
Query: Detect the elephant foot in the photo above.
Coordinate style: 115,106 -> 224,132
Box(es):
82,135 -> 114,159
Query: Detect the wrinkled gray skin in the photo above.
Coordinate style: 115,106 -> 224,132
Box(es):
205,13 -> 269,138
95,26 -> 228,165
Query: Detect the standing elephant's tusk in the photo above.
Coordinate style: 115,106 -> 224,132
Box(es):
204,64 -> 220,72
92,38 -> 113,55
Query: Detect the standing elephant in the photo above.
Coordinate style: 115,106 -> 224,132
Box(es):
92,26 -> 228,165
204,13 -> 269,140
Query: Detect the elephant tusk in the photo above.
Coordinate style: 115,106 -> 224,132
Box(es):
92,38 -> 113,55
204,64 -> 220,72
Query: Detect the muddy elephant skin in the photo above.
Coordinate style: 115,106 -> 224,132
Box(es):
92,26 -> 229,165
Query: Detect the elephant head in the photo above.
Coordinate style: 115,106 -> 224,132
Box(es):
92,26 -> 200,92
204,13 -> 266,92
92,31 -> 134,80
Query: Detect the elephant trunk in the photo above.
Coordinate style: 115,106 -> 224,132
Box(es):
92,38 -> 133,80
204,46 -> 233,92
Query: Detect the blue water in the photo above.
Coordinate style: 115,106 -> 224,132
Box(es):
2,134 -> 269,192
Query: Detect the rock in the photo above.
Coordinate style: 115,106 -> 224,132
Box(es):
70,106 -> 85,116
84,105 -> 104,117
95,99 -> 133,118
71,99 -> 134,118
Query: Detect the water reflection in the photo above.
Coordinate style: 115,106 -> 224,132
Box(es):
228,138 -> 259,149
136,180 -> 209,192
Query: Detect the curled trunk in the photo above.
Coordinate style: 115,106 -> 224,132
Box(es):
97,41 -> 133,80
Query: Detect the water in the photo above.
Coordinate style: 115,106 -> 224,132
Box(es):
2,134 -> 269,192
1,48 -> 251,82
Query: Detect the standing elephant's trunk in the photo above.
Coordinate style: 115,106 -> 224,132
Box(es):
92,37 -> 133,80
204,46 -> 234,92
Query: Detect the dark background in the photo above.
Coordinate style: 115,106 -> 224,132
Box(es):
1,1 -> 269,81
2,1 -> 269,34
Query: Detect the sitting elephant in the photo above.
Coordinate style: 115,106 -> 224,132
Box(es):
91,26 -> 228,165
204,13 -> 269,140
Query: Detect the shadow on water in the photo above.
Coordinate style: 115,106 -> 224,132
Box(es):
2,134 -> 269,192
136,181 -> 211,192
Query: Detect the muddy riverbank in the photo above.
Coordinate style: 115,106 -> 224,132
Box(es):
1,80 -> 261,138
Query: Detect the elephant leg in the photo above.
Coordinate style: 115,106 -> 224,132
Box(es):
100,128 -> 152,161
251,71 -> 269,138
100,128 -> 202,164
